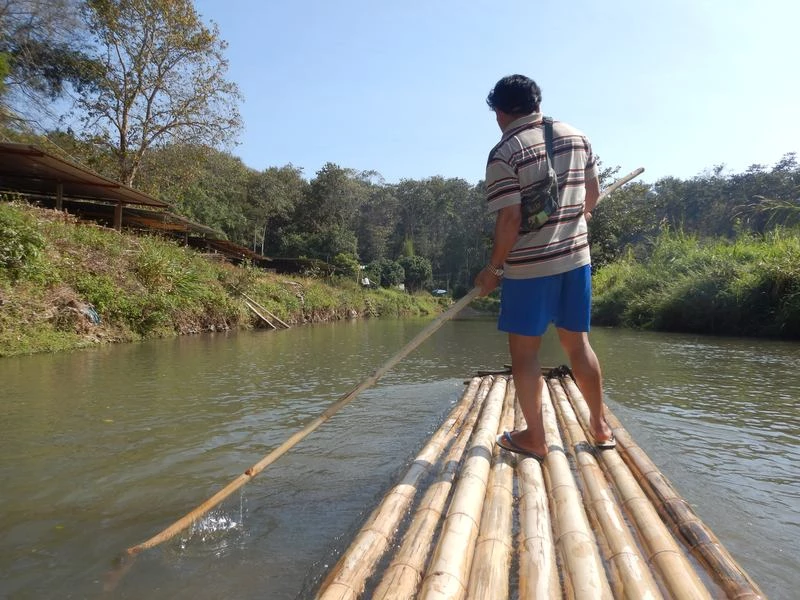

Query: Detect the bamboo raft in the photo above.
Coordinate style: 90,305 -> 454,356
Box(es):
314,367 -> 765,600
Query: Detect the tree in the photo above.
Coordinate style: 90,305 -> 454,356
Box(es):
393,178 -> 436,257
135,144 -> 251,241
369,258 -> 404,288
356,185 -> 398,264
439,181 -> 491,291
78,0 -> 242,185
0,51 -> 8,96
299,163 -> 369,232
280,227 -> 358,262
0,0 -> 96,125
246,164 -> 308,256
398,255 -> 432,291
332,252 -> 360,279
589,182 -> 656,268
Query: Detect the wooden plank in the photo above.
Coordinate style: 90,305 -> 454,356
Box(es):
244,299 -> 276,329
242,292 -> 290,328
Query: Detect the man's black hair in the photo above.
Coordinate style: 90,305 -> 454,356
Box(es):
486,74 -> 542,115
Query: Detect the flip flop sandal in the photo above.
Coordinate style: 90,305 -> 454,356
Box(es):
495,431 -> 546,462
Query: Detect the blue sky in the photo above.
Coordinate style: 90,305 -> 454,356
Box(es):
194,0 -> 799,185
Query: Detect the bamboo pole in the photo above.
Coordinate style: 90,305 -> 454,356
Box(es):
540,379 -> 613,600
244,299 -> 277,329
514,379 -> 560,600
599,167 -> 645,199
242,292 -> 290,328
558,373 -> 713,600
372,377 -> 494,600
547,377 -> 663,600
466,380 -> 516,599
315,377 -> 485,600
418,376 -> 508,600
601,408 -> 767,600
123,288 -> 481,556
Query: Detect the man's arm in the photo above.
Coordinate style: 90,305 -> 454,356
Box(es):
584,175 -> 600,218
475,204 -> 520,296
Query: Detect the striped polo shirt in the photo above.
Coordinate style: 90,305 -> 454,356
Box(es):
485,112 -> 598,279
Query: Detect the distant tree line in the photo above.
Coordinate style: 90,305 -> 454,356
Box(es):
2,0 -> 798,297
589,154 -> 800,270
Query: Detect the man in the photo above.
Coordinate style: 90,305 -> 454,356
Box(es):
474,74 -> 614,461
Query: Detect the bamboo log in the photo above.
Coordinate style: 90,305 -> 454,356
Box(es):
476,368 -> 512,376
547,378 -> 663,600
418,376 -> 508,600
315,377 -> 484,600
466,381 -> 516,599
372,377 -> 494,600
242,292 -> 290,328
602,409 -> 766,600
244,299 -> 277,329
514,379 -> 560,600
558,374 -> 713,600
541,380 -> 613,600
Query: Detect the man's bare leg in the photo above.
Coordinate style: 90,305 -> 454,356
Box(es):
507,333 -> 548,457
556,328 -> 613,443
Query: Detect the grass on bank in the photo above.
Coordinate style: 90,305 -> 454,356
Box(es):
592,229 -> 800,337
0,202 -> 444,357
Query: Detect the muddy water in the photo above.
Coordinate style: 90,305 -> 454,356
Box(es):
1,317 -> 797,598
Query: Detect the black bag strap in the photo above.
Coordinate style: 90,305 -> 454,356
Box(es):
543,116 -> 555,165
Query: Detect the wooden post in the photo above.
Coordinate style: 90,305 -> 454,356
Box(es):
56,182 -> 63,211
113,202 -> 123,230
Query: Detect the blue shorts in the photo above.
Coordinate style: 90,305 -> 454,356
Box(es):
498,265 -> 592,336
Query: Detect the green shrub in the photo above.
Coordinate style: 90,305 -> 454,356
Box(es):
369,258 -> 405,288
332,252 -> 360,279
0,203 -> 45,280
399,255 -> 432,291
73,273 -> 122,314
592,229 -> 800,337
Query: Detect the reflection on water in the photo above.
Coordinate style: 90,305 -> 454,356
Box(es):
0,318 -> 797,599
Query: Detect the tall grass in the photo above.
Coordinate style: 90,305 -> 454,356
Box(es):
593,229 -> 800,337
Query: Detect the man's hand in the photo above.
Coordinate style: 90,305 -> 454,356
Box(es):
475,265 -> 502,297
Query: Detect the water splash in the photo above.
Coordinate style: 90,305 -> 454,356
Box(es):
177,492 -> 246,554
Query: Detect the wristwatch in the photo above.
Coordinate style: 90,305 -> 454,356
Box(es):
486,263 -> 504,278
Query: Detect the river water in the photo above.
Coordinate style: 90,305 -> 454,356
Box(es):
0,316 -> 797,599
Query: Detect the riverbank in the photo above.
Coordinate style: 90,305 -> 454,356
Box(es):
592,229 -> 800,338
0,202 -> 446,357
435,228 -> 800,340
